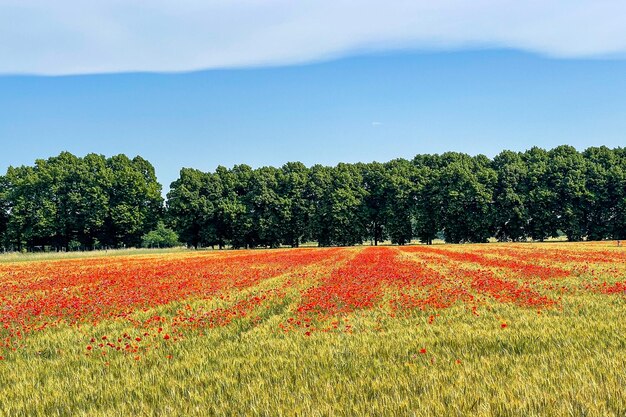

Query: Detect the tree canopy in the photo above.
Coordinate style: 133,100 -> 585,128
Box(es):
1,146 -> 625,251
0,152 -> 162,251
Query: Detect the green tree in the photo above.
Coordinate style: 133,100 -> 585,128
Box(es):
412,155 -> 441,245
245,166 -> 285,248
3,153 -> 163,251
307,164 -> 334,246
361,159 -> 417,245
203,165 -> 246,249
167,168 -> 213,248
37,152 -> 111,250
226,164 -> 255,249
308,164 -> 367,246
523,147 -> 558,241
104,155 -> 163,248
607,147 -> 626,239
8,146 -> 624,251
383,159 -> 418,245
278,162 -> 311,247
361,162 -> 389,246
4,164 -> 56,250
78,154 -> 112,248
0,175 -> 8,249
435,153 -> 495,243
582,147 -> 625,241
491,150 -> 529,241
547,146 -> 588,241
141,222 -> 181,248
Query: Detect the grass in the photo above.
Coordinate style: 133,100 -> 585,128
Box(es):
0,243 -> 625,416
0,247 -> 191,264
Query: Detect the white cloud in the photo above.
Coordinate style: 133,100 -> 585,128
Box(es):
1,0 -> 625,75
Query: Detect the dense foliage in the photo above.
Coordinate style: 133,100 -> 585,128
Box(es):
0,152 -> 162,251
141,222 -> 181,248
1,145 -> 625,250
166,145 -> 626,248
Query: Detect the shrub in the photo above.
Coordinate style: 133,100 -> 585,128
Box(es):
141,222 -> 181,248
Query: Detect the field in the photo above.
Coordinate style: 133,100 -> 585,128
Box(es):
1,243 -> 626,416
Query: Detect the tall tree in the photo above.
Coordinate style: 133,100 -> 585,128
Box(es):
546,146 -> 588,241
491,150 -> 529,241
227,164 -> 255,249
412,155 -> 441,245
35,152 -> 111,250
435,153 -> 495,243
102,155 -> 163,248
523,147 -> 558,241
4,164 -> 56,250
80,154 -> 114,248
583,147 -> 617,240
307,164 -> 334,247
383,159 -> 418,245
245,166 -> 285,248
0,175 -> 9,249
278,162 -> 311,247
167,168 -> 212,248
309,164 -> 366,246
361,162 -> 388,246
609,148 -> 626,239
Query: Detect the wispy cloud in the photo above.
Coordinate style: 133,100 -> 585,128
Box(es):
1,1 -> 625,75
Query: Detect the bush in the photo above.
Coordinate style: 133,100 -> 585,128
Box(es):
141,222 -> 181,248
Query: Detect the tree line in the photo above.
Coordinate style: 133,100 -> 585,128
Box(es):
1,146 -> 625,251
0,152 -> 163,251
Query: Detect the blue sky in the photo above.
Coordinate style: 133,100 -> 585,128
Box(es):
1,2 -> 626,192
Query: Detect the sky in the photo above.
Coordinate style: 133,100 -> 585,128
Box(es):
1,2 -> 626,193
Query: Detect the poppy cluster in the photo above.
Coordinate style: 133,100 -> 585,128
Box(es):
0,248 -> 340,353
0,242 -> 624,356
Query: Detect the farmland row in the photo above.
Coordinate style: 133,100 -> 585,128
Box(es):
1,244 -> 625,358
